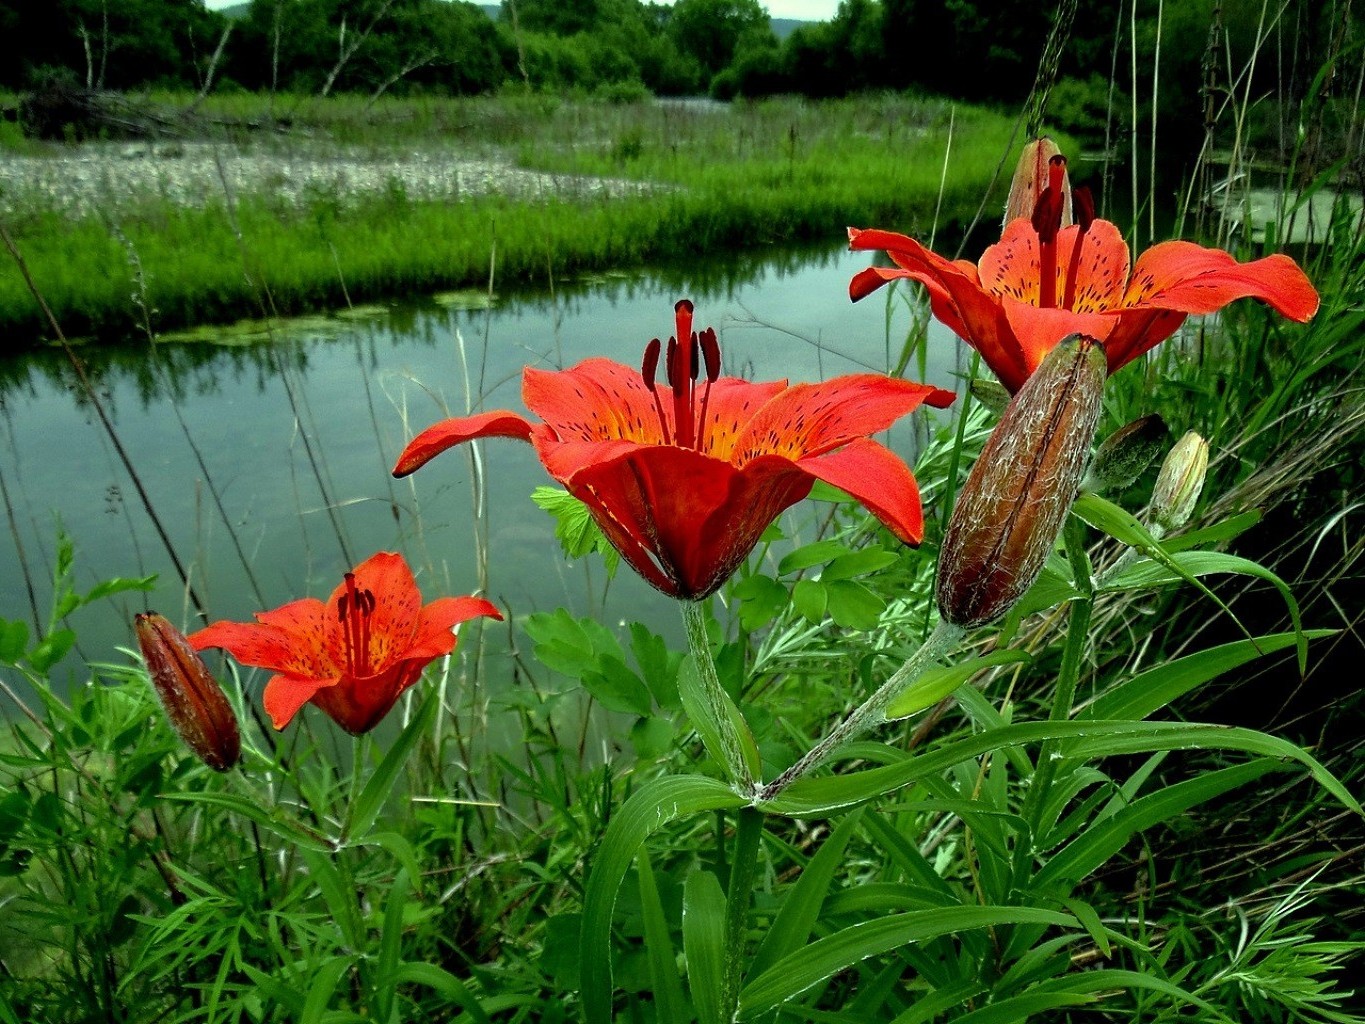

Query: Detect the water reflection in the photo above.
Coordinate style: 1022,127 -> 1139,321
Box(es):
0,242 -> 966,704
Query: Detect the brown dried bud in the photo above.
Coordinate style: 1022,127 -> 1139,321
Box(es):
1004,137 -> 1073,228
1150,430 -> 1209,532
135,612 -> 241,771
938,335 -> 1108,628
1083,414 -> 1169,494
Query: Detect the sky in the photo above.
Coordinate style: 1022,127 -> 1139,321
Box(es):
201,0 -> 840,21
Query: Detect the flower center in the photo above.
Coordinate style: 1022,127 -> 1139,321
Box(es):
337,572 -> 377,676
640,298 -> 721,450
1032,156 -> 1096,312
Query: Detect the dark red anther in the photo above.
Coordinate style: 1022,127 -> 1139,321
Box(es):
1073,185 -> 1095,232
665,337 -> 678,388
339,572 -> 375,676
642,338 -> 662,391
700,328 -> 721,383
689,337 -> 700,380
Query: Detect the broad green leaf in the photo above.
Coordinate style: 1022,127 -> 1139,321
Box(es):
1159,509 -> 1261,552
750,809 -> 864,978
0,619 -> 30,665
630,622 -> 682,709
345,690 -> 436,844
737,906 -> 1077,1018
682,870 -> 727,1024
792,579 -> 827,623
388,963 -> 492,1024
630,717 -> 675,760
885,650 -> 1031,720
1081,631 -> 1332,723
779,540 -> 850,575
637,848 -> 689,1024
949,991 -> 1094,1023
26,628 -> 76,673
531,486 -> 619,574
732,574 -> 789,632
889,981 -> 988,1024
373,869 -> 410,1022
581,776 -> 746,1024
822,547 -> 899,581
824,580 -> 885,630
1032,968 -> 1236,1022
582,653 -> 652,716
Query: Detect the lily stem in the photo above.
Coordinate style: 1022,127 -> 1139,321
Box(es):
759,618 -> 963,802
1024,513 -> 1094,839
721,807 -> 763,1022
681,599 -> 757,797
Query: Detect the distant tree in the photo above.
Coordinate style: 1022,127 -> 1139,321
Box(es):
502,0 -> 599,36
669,0 -> 770,79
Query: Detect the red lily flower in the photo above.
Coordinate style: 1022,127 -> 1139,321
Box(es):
188,552 -> 500,734
849,156 -> 1319,393
394,300 -> 955,600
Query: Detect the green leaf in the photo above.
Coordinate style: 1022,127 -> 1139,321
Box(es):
761,720 -> 1358,818
531,486 -> 620,575
682,871 -> 727,1024
822,547 -> 899,581
630,717 -> 675,760
1081,631 -> 1333,723
82,575 -> 157,605
0,620 -> 28,665
750,809 -> 864,978
345,691 -> 436,844
737,906 -> 1077,1018
948,991 -> 1095,1023
525,609 -> 625,679
732,574 -> 789,631
778,540 -> 849,576
630,622 -> 682,709
582,654 -> 652,716
885,650 -> 1031,720
373,869 -> 410,1022
162,791 -> 336,851
637,848 -> 689,1024
301,956 -> 355,1024
387,963 -> 492,1024
581,776 -> 746,1024
791,579 -> 827,623
26,628 -> 76,673
824,580 -> 885,630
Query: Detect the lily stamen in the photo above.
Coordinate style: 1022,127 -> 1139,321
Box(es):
641,338 -> 673,445
696,327 -> 721,451
1062,186 -> 1096,311
338,572 -> 376,676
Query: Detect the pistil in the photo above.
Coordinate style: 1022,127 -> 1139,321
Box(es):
1032,155 -> 1068,309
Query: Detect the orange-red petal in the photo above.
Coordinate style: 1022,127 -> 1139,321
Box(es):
523,359 -> 669,445
190,602 -> 336,679
1124,242 -> 1320,321
796,437 -> 928,545
393,410 -> 535,477
731,375 -> 954,464
262,673 -> 339,730
407,596 -> 502,661
323,552 -> 423,673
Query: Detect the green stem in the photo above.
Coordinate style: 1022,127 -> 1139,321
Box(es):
721,807 -> 763,1022
1024,514 -> 1094,838
759,618 -> 963,802
681,599 -> 757,796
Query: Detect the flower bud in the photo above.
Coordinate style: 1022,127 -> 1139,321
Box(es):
1150,430 -> 1209,532
938,335 -> 1107,628
1083,414 -> 1169,494
135,612 -> 241,771
1004,137 -> 1072,227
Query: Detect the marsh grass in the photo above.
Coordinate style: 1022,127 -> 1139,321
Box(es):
0,93 -> 1027,344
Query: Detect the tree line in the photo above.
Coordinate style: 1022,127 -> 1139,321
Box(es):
1,0 -> 1349,154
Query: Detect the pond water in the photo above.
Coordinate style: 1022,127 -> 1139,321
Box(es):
0,242 -> 967,707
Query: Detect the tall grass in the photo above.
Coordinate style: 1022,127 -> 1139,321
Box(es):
0,94 -> 1029,344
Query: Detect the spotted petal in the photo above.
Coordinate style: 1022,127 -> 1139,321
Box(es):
262,673 -> 341,730
524,359 -> 668,445
1124,242 -> 1320,320
796,437 -> 930,545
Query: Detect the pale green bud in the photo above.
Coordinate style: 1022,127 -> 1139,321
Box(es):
1150,430 -> 1209,532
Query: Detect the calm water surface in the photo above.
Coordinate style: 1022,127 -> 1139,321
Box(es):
0,244 -> 966,701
